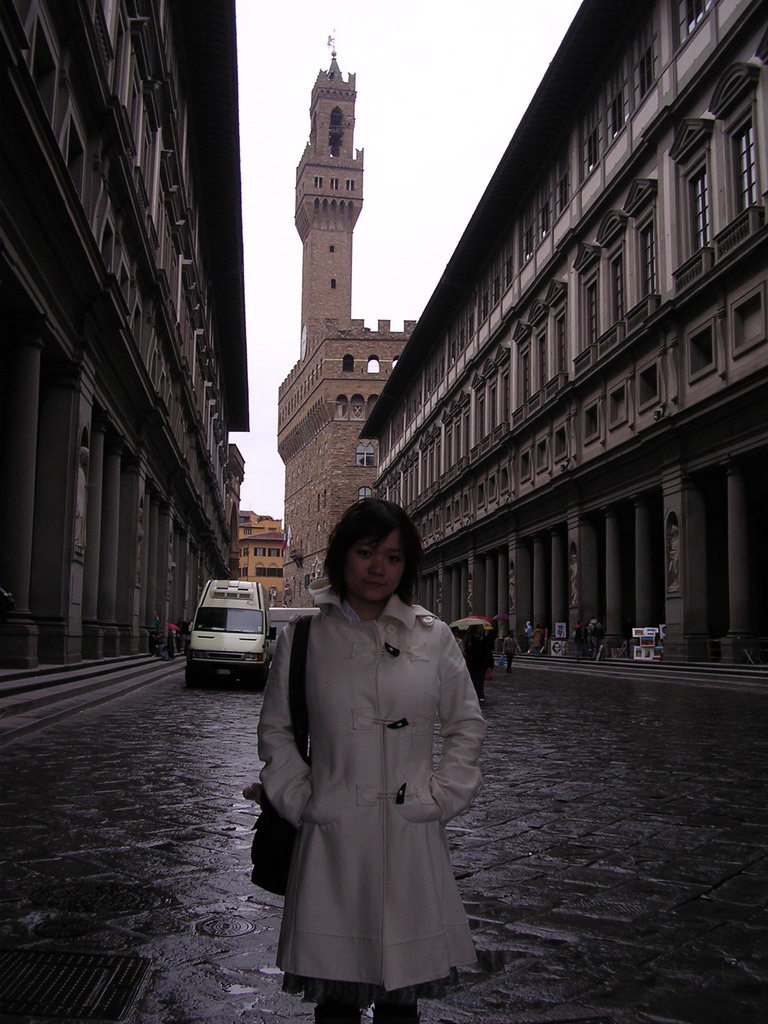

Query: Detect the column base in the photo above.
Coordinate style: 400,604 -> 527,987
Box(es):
0,616 -> 40,669
102,625 -> 121,658
36,619 -> 83,665
119,626 -> 139,656
719,634 -> 755,666
82,621 -> 104,660
672,632 -> 710,662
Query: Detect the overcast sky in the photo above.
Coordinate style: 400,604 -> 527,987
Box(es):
230,0 -> 585,521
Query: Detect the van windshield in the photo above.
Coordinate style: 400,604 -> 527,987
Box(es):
194,608 -> 264,634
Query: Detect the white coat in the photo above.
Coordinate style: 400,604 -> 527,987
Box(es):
257,584 -> 486,993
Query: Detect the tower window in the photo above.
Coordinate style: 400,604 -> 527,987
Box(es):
313,176 -> 323,188
356,442 -> 375,467
330,178 -> 339,189
345,179 -> 355,191
331,279 -> 337,289
342,354 -> 354,371
329,107 -> 343,157
329,245 -> 335,252
367,355 -> 380,373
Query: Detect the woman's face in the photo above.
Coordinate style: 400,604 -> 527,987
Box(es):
343,528 -> 405,621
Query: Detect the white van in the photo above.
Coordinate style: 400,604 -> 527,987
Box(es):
267,607 -> 320,666
186,580 -> 270,688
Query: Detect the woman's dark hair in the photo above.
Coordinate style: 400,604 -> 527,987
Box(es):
325,498 -> 422,604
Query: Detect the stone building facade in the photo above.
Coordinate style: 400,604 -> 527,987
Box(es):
365,0 -> 768,663
0,0 -> 248,668
237,513 -> 285,606
278,54 -> 412,605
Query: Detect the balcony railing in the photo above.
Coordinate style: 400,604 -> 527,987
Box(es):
714,205 -> 765,260
625,293 -> 660,335
574,344 -> 596,376
673,246 -> 714,292
597,320 -> 626,359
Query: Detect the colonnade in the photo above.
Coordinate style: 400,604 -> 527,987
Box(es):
417,459 -> 762,662
0,330 -> 220,669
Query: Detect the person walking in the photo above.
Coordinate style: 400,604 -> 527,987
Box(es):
463,624 -> 492,703
255,499 -> 486,1024
502,633 -> 517,672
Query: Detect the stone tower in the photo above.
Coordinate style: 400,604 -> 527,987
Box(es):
295,54 -> 362,353
278,53 -> 413,607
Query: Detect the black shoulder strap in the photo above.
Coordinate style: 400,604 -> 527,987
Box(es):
288,615 -> 312,764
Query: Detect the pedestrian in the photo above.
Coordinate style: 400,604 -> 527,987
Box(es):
502,633 -> 517,672
529,623 -> 547,656
254,498 -> 486,1024
571,622 -> 584,659
585,618 -> 604,659
463,624 -> 492,703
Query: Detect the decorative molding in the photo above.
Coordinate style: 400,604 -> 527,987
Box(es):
709,63 -> 760,120
624,178 -> 658,217
573,242 -> 601,273
669,118 -> 714,163
596,209 -> 629,247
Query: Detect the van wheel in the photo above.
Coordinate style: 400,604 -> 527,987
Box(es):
185,665 -> 205,687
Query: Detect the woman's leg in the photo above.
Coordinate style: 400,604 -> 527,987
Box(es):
315,1000 -> 360,1022
373,1002 -> 419,1022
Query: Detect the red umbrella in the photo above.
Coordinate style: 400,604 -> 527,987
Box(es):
166,622 -> 180,631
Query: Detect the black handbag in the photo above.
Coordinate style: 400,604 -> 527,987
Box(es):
250,615 -> 311,895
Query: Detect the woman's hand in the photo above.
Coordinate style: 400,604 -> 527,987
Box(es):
242,782 -> 263,803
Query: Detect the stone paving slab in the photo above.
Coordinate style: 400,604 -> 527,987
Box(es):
0,662 -> 766,1023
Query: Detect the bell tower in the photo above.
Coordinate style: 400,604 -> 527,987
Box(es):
295,52 -> 363,356
278,52 -> 413,607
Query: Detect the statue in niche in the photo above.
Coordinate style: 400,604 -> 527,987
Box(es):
74,446 -> 89,552
508,561 -> 516,613
466,573 -> 473,615
135,501 -> 144,586
569,547 -> 578,606
667,519 -> 680,593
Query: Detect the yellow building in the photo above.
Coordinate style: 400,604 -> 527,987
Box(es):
238,513 -> 284,605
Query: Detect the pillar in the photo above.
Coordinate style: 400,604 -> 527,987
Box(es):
532,534 -> 546,627
604,507 -> 622,645
551,530 -> 566,630
484,551 -> 497,622
579,517 -> 598,622
722,464 -> 752,662
497,549 -> 508,635
98,441 -> 122,655
634,497 -> 653,627
472,554 -> 486,616
0,331 -> 43,667
82,422 -> 106,658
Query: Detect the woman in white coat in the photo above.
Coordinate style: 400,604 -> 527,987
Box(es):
256,499 -> 486,1024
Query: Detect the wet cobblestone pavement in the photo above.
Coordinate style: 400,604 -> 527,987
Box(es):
0,661 -> 767,1024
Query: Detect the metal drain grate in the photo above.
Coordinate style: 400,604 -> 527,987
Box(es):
0,949 -> 150,1020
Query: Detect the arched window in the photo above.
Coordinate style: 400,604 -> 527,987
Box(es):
350,394 -> 365,419
336,394 -> 348,419
342,354 -> 354,371
355,442 -> 375,467
358,487 -> 372,501
367,355 -> 380,373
